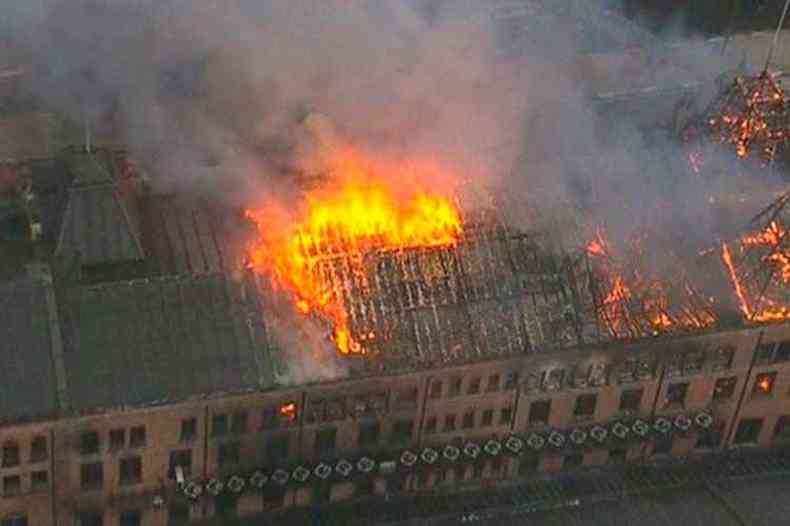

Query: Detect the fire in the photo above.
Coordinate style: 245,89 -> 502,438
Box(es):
245,149 -> 463,355
280,402 -> 297,422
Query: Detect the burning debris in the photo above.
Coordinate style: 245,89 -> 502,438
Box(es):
687,70 -> 790,167
721,191 -> 790,323
585,227 -> 718,340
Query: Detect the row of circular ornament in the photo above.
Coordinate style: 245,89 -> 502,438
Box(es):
180,411 -> 715,500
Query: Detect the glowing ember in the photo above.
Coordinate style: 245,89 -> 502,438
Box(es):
280,402 -> 297,422
245,149 -> 463,355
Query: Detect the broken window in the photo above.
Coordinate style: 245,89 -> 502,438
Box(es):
542,369 -> 565,391
665,382 -> 688,408
119,456 -> 142,486
619,388 -> 642,413
773,415 -> 790,441
752,372 -> 776,397
734,418 -> 763,444
129,426 -> 146,448
80,432 -> 100,456
713,346 -> 735,370
2,442 -> 19,468
180,418 -> 197,442
168,449 -> 192,479
505,372 -> 519,390
109,429 -> 125,450
574,394 -> 597,419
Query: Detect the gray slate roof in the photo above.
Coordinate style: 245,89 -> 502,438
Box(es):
57,273 -> 271,412
0,279 -> 59,421
55,154 -> 144,266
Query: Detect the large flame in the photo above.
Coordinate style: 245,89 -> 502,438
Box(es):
245,149 -> 463,355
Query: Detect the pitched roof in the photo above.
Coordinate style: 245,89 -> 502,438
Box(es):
55,153 -> 144,266
57,273 -> 272,412
0,278 -> 60,422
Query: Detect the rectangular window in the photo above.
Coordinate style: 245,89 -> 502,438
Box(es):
392,420 -> 414,444
462,410 -> 475,430
211,414 -> 228,437
609,448 -> 627,464
619,389 -> 642,413
468,377 -> 481,395
755,342 -> 775,364
315,428 -> 337,456
444,414 -> 456,432
481,409 -> 494,427
734,418 -> 763,444
653,435 -> 673,455
425,416 -> 437,434
665,382 -> 688,407
395,388 -> 418,407
696,422 -> 724,449
129,426 -> 146,448
80,431 -> 100,456
358,421 -> 380,447
574,394 -> 597,418
266,436 -> 289,460
181,418 -> 197,442
119,457 -> 142,485
564,453 -> 583,469
713,346 -> 735,370
80,462 -> 103,491
2,443 -> 19,468
109,429 -> 125,450
776,340 -> 790,362
119,510 -> 142,526
230,412 -> 248,434
774,415 -> 790,441
505,372 -> 519,390
31,470 -> 48,491
218,442 -> 240,467
430,380 -> 443,399
752,372 -> 777,397
487,374 -> 500,392
519,455 -> 539,475
528,400 -> 551,425
168,449 -> 192,479
449,377 -> 462,397
500,407 -> 513,425
713,377 -> 737,400
168,503 -> 190,524
30,437 -> 48,463
2,475 -> 21,496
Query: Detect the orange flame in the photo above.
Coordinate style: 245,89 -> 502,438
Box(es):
245,149 -> 463,355
280,402 -> 297,421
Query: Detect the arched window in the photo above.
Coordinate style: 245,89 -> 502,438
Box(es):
30,436 -> 47,463
1,441 -> 19,468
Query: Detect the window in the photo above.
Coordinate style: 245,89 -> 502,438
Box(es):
500,407 -> 513,425
180,418 -> 197,441
462,411 -> 475,429
2,475 -> 20,496
119,510 -> 141,526
109,429 -> 125,450
80,462 -> 103,491
430,380 -> 443,399
396,388 -> 418,407
358,421 -> 380,447
129,426 -> 146,448
74,513 -> 102,526
774,415 -> 790,441
266,436 -> 289,460
168,450 -> 192,479
230,412 -> 248,434
755,342 -> 776,364
653,435 -> 673,455
315,428 -> 337,456
619,389 -> 642,413
392,420 -> 414,444
31,470 -> 48,491
505,372 -> 519,389
609,448 -> 627,464
119,456 -> 142,485
734,418 -> 763,445
696,422 -> 724,449
712,377 -> 737,400
487,374 -> 500,392
564,453 -> 583,469
262,487 -> 286,509
2,442 -> 19,467
665,382 -> 688,407
449,377 -> 462,397
80,431 -> 100,456
713,346 -> 734,370
481,409 -> 494,427
168,502 -> 190,524
211,414 -> 228,437
752,372 -> 776,397
425,416 -> 437,434
216,493 -> 238,518
444,414 -> 457,432
777,340 -> 790,362
518,455 -> 539,475
528,400 -> 551,425
574,394 -> 597,418
468,377 -> 481,395
0,515 -> 27,526
218,442 -> 240,467
30,437 -> 47,463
